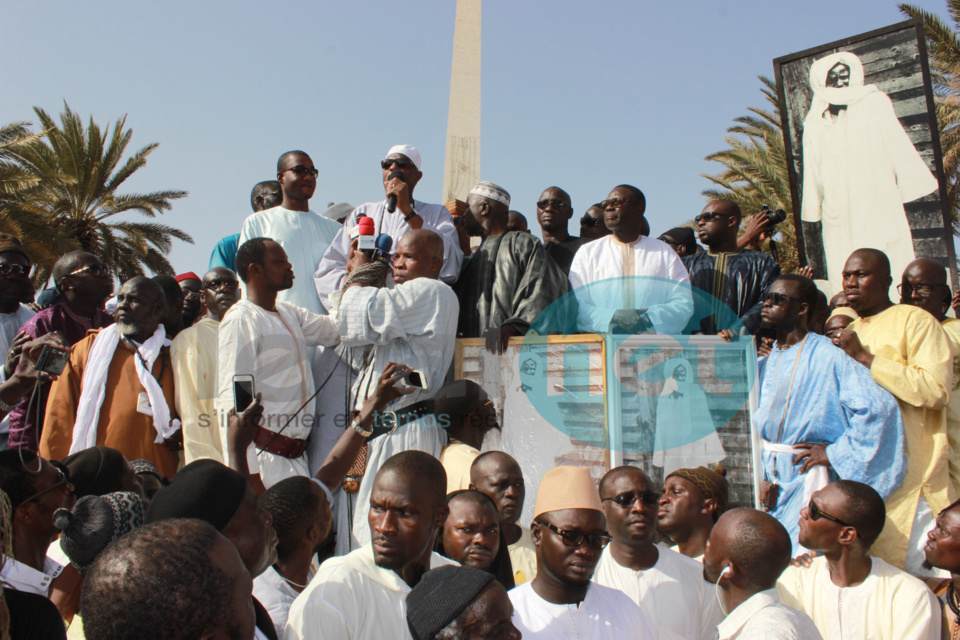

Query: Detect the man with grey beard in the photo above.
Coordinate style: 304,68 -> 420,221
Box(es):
40,276 -> 183,479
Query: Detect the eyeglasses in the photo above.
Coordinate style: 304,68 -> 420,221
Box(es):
602,490 -> 659,508
896,283 -> 944,299
381,157 -> 414,170
761,291 -> 803,306
23,464 -> 71,505
600,197 -> 630,210
282,165 -> 319,178
694,212 -> 735,223
658,236 -> 681,247
68,263 -> 110,278
537,199 -> 568,211
808,500 -> 858,535
0,264 -> 29,278
581,215 -> 603,227
535,519 -> 611,550
203,278 -> 239,291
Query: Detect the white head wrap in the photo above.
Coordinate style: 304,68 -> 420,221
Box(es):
385,144 -> 422,170
469,181 -> 511,207
804,51 -> 878,129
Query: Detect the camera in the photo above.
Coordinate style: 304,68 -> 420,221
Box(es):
760,205 -> 787,225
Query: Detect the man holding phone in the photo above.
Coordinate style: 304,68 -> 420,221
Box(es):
217,238 -> 340,490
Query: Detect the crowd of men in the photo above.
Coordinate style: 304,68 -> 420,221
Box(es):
2,142 -> 960,639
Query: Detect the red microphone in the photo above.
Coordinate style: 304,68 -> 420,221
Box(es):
356,215 -> 376,255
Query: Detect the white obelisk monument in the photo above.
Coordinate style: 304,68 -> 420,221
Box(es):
441,0 -> 481,204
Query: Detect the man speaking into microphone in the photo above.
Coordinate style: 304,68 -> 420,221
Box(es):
314,144 -> 463,310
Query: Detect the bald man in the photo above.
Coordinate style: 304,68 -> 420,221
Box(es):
899,257 -> 960,499
172,267 -> 241,464
286,451 -> 456,640
838,248 -> 953,573
470,451 -> 537,584
594,466 -> 721,640
455,181 -> 571,353
41,277 -> 182,477
703,508 -> 822,639
684,199 -> 781,335
507,210 -> 530,234
536,186 -> 586,275
434,380 -> 499,493
328,229 -> 459,554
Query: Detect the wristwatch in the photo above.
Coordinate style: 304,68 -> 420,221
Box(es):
404,209 -> 418,222
351,419 -> 373,438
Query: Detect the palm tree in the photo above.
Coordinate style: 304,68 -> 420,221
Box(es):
7,104 -> 191,283
900,1 -> 960,234
700,76 -> 800,273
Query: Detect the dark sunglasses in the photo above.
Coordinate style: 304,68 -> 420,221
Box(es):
381,157 -> 415,170
23,464 -> 70,505
203,278 -> 239,291
694,211 -> 735,223
0,264 -> 30,278
600,197 -> 630,210
761,291 -> 802,306
602,491 -> 660,508
809,500 -> 858,534
68,263 -> 110,278
283,165 -> 319,178
535,519 -> 611,550
581,215 -> 603,227
537,199 -> 567,211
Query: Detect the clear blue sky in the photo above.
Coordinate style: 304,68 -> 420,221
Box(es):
1,0 -> 952,273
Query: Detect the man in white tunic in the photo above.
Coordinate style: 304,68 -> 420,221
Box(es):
508,466 -> 654,639
171,267 -> 239,464
329,229 -> 458,552
284,451 -> 456,640
703,508 -> 823,640
568,185 -> 692,335
777,481 -> 940,639
239,151 -> 340,315
594,466 -> 722,640
216,238 -> 340,490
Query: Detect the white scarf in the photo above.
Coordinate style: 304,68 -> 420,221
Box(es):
69,324 -> 180,453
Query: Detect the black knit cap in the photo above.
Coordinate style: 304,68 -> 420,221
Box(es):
144,459 -> 247,532
659,226 -> 698,253
61,446 -> 126,498
406,564 -> 496,640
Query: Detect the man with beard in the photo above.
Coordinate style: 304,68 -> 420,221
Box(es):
454,181 -> 570,352
436,490 -> 514,588
755,274 -> 905,552
241,152 -> 340,314
593,466 -> 721,640
470,451 -> 537,585
536,187 -> 586,275
40,277 -> 182,478
285,451 -> 456,640
216,239 -> 340,489
897,257 -> 960,498
778,481 -> 939,639
172,267 -> 240,464
175,272 -> 205,328
508,466 -> 653,639
7,251 -> 114,452
683,199 -> 780,335
146,459 -> 281,640
837,248 -> 954,573
703,508 -> 822,639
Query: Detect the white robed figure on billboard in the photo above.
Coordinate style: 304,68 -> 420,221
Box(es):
800,51 -> 938,295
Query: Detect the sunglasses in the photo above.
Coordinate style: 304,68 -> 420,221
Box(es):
0,264 -> 29,278
23,464 -> 71,505
381,157 -> 415,170
282,165 -> 319,178
537,199 -> 567,211
203,278 -> 239,292
536,519 -> 611,550
694,211 -> 735,223
761,291 -> 803,306
581,215 -> 603,227
68,263 -> 110,278
808,500 -> 858,534
602,490 -> 660,508
600,197 -> 630,210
